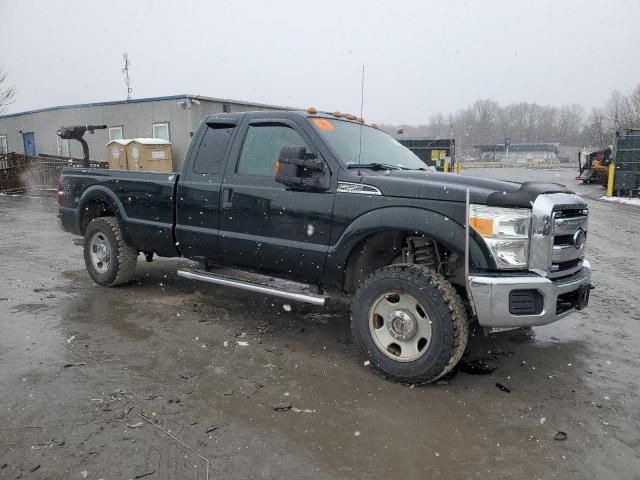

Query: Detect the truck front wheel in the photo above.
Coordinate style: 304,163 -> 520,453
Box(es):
83,217 -> 138,287
351,264 -> 468,384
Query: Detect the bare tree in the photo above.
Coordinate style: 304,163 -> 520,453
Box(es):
0,66 -> 16,114
626,83 -> 640,127
583,108 -> 611,147
605,89 -> 626,130
602,84 -> 640,132
557,104 -> 585,145
383,84 -> 640,156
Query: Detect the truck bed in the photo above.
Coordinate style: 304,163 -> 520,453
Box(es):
58,168 -> 180,257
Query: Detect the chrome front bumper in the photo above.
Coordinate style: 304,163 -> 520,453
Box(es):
469,260 -> 592,328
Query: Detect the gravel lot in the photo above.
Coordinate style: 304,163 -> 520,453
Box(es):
1,168 -> 639,479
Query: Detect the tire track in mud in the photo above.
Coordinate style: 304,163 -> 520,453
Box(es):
588,249 -> 640,284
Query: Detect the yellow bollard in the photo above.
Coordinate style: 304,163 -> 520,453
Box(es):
607,163 -> 615,197
443,162 -> 449,173
455,163 -> 462,174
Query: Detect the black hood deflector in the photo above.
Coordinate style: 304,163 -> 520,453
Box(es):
486,182 -> 571,208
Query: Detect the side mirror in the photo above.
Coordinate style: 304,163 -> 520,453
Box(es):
275,145 -> 329,190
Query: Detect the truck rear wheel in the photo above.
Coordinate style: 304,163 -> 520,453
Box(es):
351,264 -> 468,384
83,217 -> 138,287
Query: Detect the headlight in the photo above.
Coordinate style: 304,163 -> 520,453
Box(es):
469,204 -> 531,269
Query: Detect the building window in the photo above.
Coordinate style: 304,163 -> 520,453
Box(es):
109,126 -> 124,141
222,104 -> 231,113
152,122 -> 171,141
0,135 -> 7,155
57,136 -> 70,157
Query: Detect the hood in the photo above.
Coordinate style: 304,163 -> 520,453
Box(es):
356,170 -> 572,207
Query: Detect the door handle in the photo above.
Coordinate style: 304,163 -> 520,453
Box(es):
222,188 -> 233,209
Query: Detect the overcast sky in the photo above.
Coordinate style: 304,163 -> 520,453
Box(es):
1,0 -> 639,124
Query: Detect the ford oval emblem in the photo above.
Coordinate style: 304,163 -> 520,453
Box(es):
573,229 -> 587,249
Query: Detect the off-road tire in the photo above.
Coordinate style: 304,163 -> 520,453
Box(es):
351,264 -> 468,384
83,217 -> 138,287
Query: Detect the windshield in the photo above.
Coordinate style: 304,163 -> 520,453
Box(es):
309,118 -> 427,170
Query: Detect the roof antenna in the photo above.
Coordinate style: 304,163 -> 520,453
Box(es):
122,52 -> 132,101
357,64 -> 365,177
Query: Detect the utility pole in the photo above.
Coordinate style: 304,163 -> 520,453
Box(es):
122,53 -> 132,100
505,136 -> 512,167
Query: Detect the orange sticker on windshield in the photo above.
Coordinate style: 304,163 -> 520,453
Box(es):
312,118 -> 335,131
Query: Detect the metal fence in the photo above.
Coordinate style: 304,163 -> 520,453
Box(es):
0,153 -> 107,194
612,129 -> 640,195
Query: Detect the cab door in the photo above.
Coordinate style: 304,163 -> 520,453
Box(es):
218,119 -> 335,285
175,120 -> 239,263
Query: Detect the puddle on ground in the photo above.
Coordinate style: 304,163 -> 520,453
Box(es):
11,303 -> 51,313
64,292 -> 154,341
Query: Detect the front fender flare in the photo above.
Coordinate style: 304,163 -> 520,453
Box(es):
323,206 -> 493,291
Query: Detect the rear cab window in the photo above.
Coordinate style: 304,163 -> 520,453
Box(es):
193,123 -> 236,175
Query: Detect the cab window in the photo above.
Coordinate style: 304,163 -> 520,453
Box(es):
237,124 -> 309,176
193,124 -> 235,174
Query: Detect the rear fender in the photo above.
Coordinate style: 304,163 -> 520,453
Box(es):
78,186 -> 128,236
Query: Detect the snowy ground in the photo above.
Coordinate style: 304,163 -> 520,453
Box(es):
600,195 -> 640,207
1,168 -> 639,479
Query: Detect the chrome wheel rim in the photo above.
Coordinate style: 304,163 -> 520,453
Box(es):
369,291 -> 432,362
89,232 -> 111,274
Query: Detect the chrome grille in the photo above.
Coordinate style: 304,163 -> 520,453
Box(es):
530,193 -> 589,278
550,209 -> 588,278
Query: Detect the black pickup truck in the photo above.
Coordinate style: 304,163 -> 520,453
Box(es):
58,109 -> 592,384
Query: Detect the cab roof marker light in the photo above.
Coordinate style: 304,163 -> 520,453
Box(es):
332,111 -> 343,118
307,107 -> 318,114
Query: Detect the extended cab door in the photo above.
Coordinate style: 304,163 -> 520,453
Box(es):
175,119 -> 239,263
218,118 -> 335,285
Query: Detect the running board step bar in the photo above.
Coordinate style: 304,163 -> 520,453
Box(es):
177,268 -> 328,306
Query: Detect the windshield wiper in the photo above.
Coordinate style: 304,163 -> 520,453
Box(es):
347,163 -> 408,171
